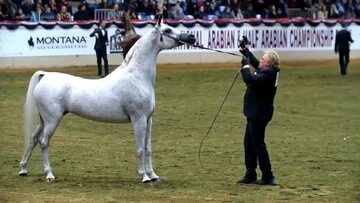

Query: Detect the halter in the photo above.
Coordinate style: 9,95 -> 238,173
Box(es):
155,27 -> 180,42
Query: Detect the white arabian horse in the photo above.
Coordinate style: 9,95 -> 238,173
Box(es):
19,16 -> 196,183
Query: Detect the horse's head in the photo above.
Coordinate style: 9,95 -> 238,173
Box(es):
155,15 -> 196,50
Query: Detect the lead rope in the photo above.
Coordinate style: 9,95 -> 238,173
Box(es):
188,43 -> 243,57
198,72 -> 240,169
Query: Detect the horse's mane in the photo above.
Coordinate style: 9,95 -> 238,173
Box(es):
121,29 -> 157,68
111,34 -> 143,73
122,35 -> 142,67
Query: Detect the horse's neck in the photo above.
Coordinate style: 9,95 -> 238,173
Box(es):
119,31 -> 160,86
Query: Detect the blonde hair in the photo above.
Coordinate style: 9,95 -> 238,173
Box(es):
264,50 -> 280,69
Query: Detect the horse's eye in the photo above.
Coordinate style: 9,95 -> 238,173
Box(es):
164,29 -> 172,34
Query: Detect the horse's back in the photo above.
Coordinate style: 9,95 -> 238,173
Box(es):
32,71 -> 154,123
34,71 -> 92,98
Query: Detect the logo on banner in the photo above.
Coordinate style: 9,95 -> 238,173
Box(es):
28,35 -> 88,50
28,37 -> 34,47
109,28 -> 124,54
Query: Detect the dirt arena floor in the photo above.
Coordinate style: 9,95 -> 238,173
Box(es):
1,59 -> 359,74
1,58 -> 359,202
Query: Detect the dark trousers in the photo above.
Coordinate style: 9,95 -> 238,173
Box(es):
95,49 -> 109,76
338,51 -> 349,75
244,118 -> 273,179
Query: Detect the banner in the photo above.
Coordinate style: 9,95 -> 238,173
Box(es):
0,27 -> 95,57
1,22 -> 359,57
163,23 -> 360,53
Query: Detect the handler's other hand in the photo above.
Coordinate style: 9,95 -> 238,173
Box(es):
241,56 -> 249,67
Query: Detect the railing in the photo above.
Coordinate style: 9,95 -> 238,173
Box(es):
94,9 -> 116,20
288,8 -> 317,18
94,9 -> 155,20
94,8 -> 321,21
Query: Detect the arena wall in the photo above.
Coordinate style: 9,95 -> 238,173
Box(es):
2,50 -> 360,69
1,20 -> 359,69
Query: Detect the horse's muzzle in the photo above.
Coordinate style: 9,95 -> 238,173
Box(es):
179,33 -> 196,45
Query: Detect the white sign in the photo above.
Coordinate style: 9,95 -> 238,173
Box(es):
1,23 -> 359,57
0,26 -> 97,57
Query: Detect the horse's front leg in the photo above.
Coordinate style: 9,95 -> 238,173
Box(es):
145,116 -> 159,182
133,116 -> 151,183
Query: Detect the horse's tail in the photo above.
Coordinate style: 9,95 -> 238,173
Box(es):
23,70 -> 44,148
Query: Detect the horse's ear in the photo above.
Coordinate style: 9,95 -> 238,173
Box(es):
156,14 -> 163,27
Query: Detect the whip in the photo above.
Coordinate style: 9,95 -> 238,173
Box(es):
160,31 -> 246,169
184,42 -> 244,169
184,42 -> 245,169
197,72 -> 240,169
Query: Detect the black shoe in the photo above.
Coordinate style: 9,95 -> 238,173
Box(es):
236,176 -> 257,184
255,178 -> 276,186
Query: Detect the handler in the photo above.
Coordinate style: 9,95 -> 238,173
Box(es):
90,20 -> 109,77
335,22 -> 354,75
237,36 -> 280,186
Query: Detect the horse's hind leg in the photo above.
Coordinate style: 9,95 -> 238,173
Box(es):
144,116 -> 159,182
39,118 -> 61,182
19,123 -> 44,176
132,116 -> 151,183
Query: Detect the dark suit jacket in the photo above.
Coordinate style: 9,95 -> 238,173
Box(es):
335,29 -> 354,53
240,51 -> 279,122
90,28 -> 108,50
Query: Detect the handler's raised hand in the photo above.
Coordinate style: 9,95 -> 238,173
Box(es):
239,36 -> 249,49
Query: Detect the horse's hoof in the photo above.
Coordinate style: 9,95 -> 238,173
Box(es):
46,174 -> 55,182
19,170 -> 28,176
151,178 -> 161,183
19,172 -> 28,176
142,175 -> 151,183
46,178 -> 55,182
143,179 -> 152,184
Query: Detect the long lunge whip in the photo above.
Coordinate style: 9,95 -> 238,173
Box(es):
198,72 -> 240,169
175,36 -> 247,169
